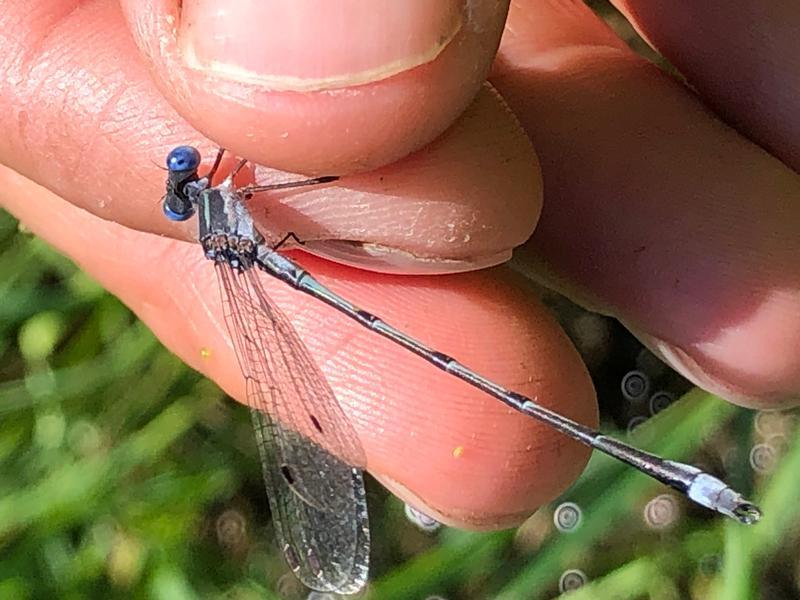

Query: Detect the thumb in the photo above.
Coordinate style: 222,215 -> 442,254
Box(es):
120,0 -> 510,174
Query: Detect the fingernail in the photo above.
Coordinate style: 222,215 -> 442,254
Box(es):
179,0 -> 463,91
630,327 -> 800,409
375,474 -> 530,530
302,240 -> 512,275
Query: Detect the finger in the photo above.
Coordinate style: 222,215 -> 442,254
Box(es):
0,165 -> 596,529
0,1 -> 539,272
120,0 -> 510,173
613,1 -> 800,171
491,0 -> 800,408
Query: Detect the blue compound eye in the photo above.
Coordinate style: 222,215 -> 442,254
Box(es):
166,146 -> 201,172
163,195 -> 195,221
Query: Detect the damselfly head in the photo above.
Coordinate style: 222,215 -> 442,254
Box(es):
163,146 -> 202,222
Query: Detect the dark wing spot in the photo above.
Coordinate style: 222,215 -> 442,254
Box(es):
310,414 -> 323,434
280,464 -> 295,485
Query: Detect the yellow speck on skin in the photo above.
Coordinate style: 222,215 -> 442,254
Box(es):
452,446 -> 464,459
200,347 -> 212,359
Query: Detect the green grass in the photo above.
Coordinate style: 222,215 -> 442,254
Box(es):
1,208 -> 798,599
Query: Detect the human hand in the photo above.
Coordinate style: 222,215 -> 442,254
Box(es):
1,0 -> 797,530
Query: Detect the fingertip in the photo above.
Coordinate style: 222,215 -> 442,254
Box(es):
121,0 -> 510,173
633,309 -> 800,411
491,0 -> 800,411
259,84 -> 542,273
318,264 -> 597,528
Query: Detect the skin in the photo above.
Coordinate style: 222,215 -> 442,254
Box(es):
0,0 -> 798,529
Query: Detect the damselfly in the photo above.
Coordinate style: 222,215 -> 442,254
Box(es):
162,146 -> 761,594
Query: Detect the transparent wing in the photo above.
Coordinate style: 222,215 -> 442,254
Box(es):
252,409 -> 369,593
215,263 -> 369,592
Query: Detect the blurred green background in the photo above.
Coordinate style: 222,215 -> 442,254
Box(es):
2,3 -> 800,599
